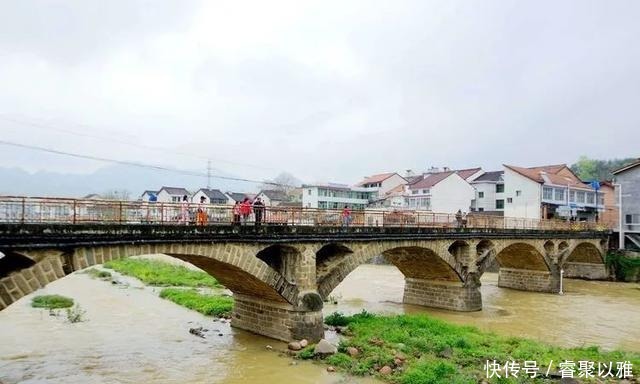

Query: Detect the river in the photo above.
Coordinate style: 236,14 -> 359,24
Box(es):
1,261 -> 639,383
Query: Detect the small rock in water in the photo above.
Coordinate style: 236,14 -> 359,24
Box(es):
327,366 -> 336,372
288,341 -> 302,351
379,366 -> 392,375
217,333 -> 223,337
289,361 -> 297,366
299,339 -> 308,348
265,345 -> 273,350
189,327 -> 206,338
346,347 -> 359,357
313,339 -> 337,355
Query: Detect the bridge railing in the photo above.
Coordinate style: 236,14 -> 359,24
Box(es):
0,196 -> 606,231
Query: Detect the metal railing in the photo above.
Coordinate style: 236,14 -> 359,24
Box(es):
0,196 -> 608,231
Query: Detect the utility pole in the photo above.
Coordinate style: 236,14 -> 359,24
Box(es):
207,159 -> 212,189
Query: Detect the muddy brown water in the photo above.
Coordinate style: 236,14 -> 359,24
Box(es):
1,261 -> 639,383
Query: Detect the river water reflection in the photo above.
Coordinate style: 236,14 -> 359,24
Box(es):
1,263 -> 639,383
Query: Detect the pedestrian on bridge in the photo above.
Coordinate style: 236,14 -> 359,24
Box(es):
253,197 -> 265,226
342,205 -> 352,227
180,195 -> 190,224
455,209 -> 463,228
196,196 -> 208,226
232,201 -> 241,225
240,198 -> 252,225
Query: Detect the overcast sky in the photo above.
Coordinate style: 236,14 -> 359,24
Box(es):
0,0 -> 638,185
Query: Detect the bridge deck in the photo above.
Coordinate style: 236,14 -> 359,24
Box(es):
0,223 -> 608,250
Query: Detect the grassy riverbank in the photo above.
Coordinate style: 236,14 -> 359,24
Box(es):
103,258 -> 222,288
159,288 -> 233,317
311,311 -> 640,383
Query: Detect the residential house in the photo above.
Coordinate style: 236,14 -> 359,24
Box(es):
356,172 -> 408,198
368,184 -> 407,209
503,164 -> 602,221
612,159 -> 640,248
470,171 -> 505,214
405,171 -> 475,213
302,183 -> 375,210
156,187 -> 190,203
256,189 -> 289,206
598,181 -> 619,229
191,188 -> 230,205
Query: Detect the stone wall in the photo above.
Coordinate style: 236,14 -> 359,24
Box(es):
231,294 -> 324,342
563,262 -> 608,280
0,256 -> 66,310
403,278 -> 482,311
498,268 -> 559,293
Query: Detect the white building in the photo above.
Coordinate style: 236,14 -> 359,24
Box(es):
405,171 -> 475,213
503,164 -> 602,221
191,188 -> 230,205
256,190 -> 289,206
140,190 -> 157,202
302,184 -> 375,210
356,172 -> 408,197
156,187 -> 190,203
470,171 -> 505,214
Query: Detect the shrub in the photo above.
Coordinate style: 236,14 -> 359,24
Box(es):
159,288 -> 233,317
104,258 -> 222,288
31,295 -> 74,309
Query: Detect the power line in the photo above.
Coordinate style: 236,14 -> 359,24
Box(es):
0,140 -> 292,188
0,115 -> 277,171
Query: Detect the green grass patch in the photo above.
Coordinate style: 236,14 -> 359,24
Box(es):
103,258 -> 222,288
84,268 -> 112,279
322,312 -> 640,383
31,294 -> 74,309
159,288 -> 233,317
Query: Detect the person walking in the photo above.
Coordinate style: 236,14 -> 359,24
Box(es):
341,205 -> 352,227
180,195 -> 190,224
196,196 -> 208,226
240,198 -> 252,225
232,201 -> 241,225
455,209 -> 463,229
253,197 -> 265,226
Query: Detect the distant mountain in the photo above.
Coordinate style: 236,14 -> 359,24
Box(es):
0,164 -> 263,198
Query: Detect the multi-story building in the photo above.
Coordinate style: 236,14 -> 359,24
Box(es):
255,190 -> 290,207
470,171 -> 505,214
405,171 -> 475,213
302,184 -> 375,210
356,172 -> 408,196
503,164 -> 603,221
612,159 -> 640,248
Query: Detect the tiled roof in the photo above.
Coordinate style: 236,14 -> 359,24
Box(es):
409,171 -> 454,190
259,189 -> 288,201
227,192 -> 254,202
612,158 -> 640,175
357,172 -> 398,186
159,186 -> 189,195
455,168 -> 482,180
197,188 -> 228,201
472,171 -> 503,182
504,164 -> 589,189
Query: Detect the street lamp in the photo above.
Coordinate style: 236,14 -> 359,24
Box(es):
613,182 -> 624,250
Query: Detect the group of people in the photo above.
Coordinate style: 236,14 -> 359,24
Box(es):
455,209 -> 468,228
232,197 -> 265,226
175,195 -> 267,226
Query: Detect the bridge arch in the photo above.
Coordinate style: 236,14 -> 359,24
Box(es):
0,251 -> 36,279
565,242 -> 604,264
316,242 -> 463,300
494,242 -> 550,271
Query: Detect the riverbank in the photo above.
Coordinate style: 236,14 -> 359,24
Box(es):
303,311 -> 640,383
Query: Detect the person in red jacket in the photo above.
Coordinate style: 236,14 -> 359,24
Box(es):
341,205 -> 352,227
240,198 -> 252,225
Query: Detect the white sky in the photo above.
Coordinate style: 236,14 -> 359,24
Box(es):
0,0 -> 638,184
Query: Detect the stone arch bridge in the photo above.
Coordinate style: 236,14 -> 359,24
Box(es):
0,224 -> 608,342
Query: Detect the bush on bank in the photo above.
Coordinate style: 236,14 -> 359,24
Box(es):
159,288 -> 233,317
606,251 -> 640,282
314,311 -> 640,383
31,294 -> 74,309
103,258 -> 222,288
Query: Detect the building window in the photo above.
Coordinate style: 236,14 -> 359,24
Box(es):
496,199 -> 504,209
626,214 -> 633,224
554,188 -> 565,201
543,187 -> 553,200
516,190 -> 521,197
478,208 -> 484,212
586,192 -> 595,204
308,189 -> 312,195
478,192 -> 484,198
496,184 -> 505,193
577,191 -> 586,203
507,197 -> 513,203
598,194 -> 605,205
569,191 -> 576,202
